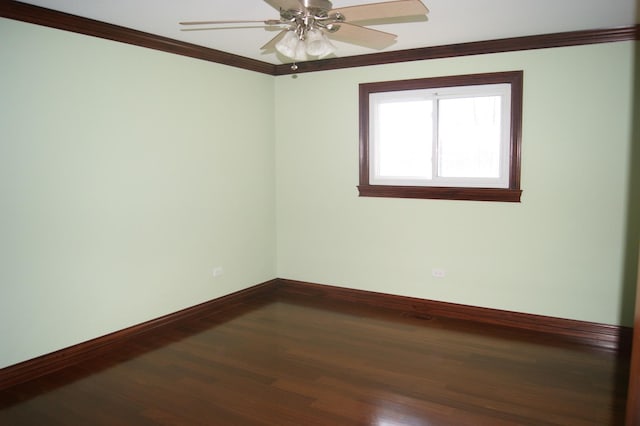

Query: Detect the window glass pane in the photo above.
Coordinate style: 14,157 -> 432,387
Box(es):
377,100 -> 433,178
438,96 -> 502,178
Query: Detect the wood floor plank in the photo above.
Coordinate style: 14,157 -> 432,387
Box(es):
0,296 -> 630,425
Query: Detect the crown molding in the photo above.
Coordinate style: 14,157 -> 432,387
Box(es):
0,0 -> 277,75
274,25 -> 640,74
1,1 -> 637,76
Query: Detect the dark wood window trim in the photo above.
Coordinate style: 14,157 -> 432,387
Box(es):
358,71 -> 523,202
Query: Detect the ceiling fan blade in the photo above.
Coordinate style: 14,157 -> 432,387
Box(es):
328,23 -> 397,50
180,19 -> 281,26
261,29 -> 289,50
264,0 -> 304,12
181,26 -> 283,32
332,0 -> 428,23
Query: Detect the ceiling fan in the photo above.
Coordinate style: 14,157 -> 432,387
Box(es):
180,0 -> 429,66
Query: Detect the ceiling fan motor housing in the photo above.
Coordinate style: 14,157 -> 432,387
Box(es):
280,0 -> 343,40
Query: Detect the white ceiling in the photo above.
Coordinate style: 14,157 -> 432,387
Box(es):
15,0 -> 639,65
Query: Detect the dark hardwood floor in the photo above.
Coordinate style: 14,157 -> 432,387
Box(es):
0,293 -> 630,425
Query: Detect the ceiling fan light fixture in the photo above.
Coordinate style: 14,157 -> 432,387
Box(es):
275,30 -> 301,58
305,29 -> 336,57
181,0 -> 430,64
294,39 -> 308,61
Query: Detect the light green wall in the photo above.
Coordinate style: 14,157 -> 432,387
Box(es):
275,42 -> 636,326
0,18 -> 276,368
1,17 -> 636,369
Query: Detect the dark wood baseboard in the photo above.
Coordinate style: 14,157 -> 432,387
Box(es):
275,278 -> 632,352
0,279 -> 277,391
2,277 -> 631,391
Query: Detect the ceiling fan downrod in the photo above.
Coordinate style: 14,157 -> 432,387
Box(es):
301,0 -> 333,12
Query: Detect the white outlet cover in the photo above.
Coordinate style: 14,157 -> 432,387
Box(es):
432,268 -> 446,278
212,267 -> 224,278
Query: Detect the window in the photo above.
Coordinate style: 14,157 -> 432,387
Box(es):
358,71 -> 523,202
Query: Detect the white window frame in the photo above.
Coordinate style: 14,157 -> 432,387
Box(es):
369,83 -> 512,189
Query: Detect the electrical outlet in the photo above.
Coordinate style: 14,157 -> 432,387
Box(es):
212,266 -> 224,278
432,268 -> 446,278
